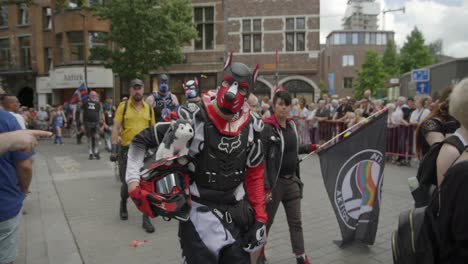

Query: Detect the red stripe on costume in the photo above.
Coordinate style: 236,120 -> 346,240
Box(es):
245,163 -> 267,224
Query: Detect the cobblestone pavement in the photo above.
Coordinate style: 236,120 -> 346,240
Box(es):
17,138 -> 416,264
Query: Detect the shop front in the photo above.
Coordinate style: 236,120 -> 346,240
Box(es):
48,66 -> 114,104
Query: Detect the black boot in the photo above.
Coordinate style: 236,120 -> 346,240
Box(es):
142,215 -> 155,233
119,200 -> 128,220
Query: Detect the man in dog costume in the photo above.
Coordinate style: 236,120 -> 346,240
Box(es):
125,53 -> 267,263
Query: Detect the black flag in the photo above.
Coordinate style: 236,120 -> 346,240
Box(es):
318,111 -> 388,246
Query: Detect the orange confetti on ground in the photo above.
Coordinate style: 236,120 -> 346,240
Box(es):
130,240 -> 148,247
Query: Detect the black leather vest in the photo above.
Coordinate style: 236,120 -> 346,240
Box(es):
153,93 -> 176,121
193,120 -> 250,191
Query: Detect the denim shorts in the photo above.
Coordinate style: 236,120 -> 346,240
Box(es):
0,213 -> 21,264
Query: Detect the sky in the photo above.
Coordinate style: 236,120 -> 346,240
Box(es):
320,0 -> 468,58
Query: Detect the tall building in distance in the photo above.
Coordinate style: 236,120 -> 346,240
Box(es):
342,0 -> 380,30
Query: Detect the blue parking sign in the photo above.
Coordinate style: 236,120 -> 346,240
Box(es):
412,69 -> 430,82
416,81 -> 430,95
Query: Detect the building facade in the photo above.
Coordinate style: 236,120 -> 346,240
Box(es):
2,0 -> 320,107
320,30 -> 394,97
0,0 -> 54,107
150,0 -> 321,104
0,0 -> 113,108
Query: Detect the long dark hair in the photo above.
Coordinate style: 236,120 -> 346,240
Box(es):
415,86 -> 453,158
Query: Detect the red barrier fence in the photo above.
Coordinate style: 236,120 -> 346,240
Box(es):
293,119 -> 417,159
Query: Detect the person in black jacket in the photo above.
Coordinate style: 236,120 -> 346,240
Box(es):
437,78 -> 468,264
259,90 -> 318,264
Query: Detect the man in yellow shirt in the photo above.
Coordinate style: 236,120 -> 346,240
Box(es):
110,79 -> 156,233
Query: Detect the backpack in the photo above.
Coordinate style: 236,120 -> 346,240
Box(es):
391,199 -> 440,264
413,135 -> 464,207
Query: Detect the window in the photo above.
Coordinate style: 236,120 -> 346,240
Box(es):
68,32 -> 85,62
376,33 -> 382,45
0,39 -> 9,68
382,33 -> 387,45
365,33 -> 370,44
89,32 -> 108,61
342,55 -> 354,67
0,5 -> 7,27
194,7 -> 214,50
44,48 -> 53,72
19,36 -> 31,69
18,4 -> 29,25
352,33 -> 358,45
370,33 -> 376,45
56,33 -> 64,64
344,77 -> 353,89
242,19 -> 261,53
43,7 -> 52,30
68,0 -> 83,9
89,0 -> 105,6
285,17 -> 305,51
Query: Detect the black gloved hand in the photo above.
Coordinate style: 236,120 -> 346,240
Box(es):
241,221 -> 266,253
110,144 -> 118,162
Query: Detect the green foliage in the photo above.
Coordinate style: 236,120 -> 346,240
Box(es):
427,39 -> 443,63
353,50 -> 387,99
399,27 -> 433,74
91,0 -> 197,79
382,39 -> 399,78
319,80 -> 328,95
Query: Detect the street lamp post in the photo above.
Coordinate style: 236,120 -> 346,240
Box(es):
79,12 -> 88,90
382,7 -> 405,30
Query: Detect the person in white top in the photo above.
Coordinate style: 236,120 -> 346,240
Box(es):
1,95 -> 26,129
410,97 -> 431,125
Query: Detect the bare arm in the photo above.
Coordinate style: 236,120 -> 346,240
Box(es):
425,131 -> 445,146
436,144 -> 461,187
0,130 -> 51,154
16,157 -> 33,194
146,95 -> 154,108
111,120 -> 122,145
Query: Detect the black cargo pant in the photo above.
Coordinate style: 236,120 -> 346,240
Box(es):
266,175 -> 305,255
119,146 -> 129,201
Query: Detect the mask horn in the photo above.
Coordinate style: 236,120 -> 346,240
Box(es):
223,52 -> 233,70
252,64 -> 260,84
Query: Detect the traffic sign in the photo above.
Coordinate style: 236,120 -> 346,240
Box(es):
416,81 -> 430,95
411,69 -> 430,82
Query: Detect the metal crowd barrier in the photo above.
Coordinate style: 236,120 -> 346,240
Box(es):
293,119 -> 417,159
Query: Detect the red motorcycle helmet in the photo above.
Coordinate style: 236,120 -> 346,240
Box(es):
139,157 -> 191,222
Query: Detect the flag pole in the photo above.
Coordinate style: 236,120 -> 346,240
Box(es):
300,107 -> 388,162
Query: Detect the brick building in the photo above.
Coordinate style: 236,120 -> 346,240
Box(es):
320,30 -> 394,97
0,0 -> 112,107
0,0 -> 55,107
1,0 -> 320,107
151,0 -> 321,104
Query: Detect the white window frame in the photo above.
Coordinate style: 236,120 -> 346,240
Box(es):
285,17 -> 306,52
242,19 -> 262,53
43,7 -> 52,30
342,55 -> 354,67
18,4 -> 29,25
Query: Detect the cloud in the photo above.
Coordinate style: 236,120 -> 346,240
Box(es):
320,0 -> 468,58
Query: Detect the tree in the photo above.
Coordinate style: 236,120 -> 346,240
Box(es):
399,27 -> 433,74
353,50 -> 387,99
382,39 -> 399,78
319,80 -> 329,96
427,39 -> 443,63
91,0 -> 197,79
